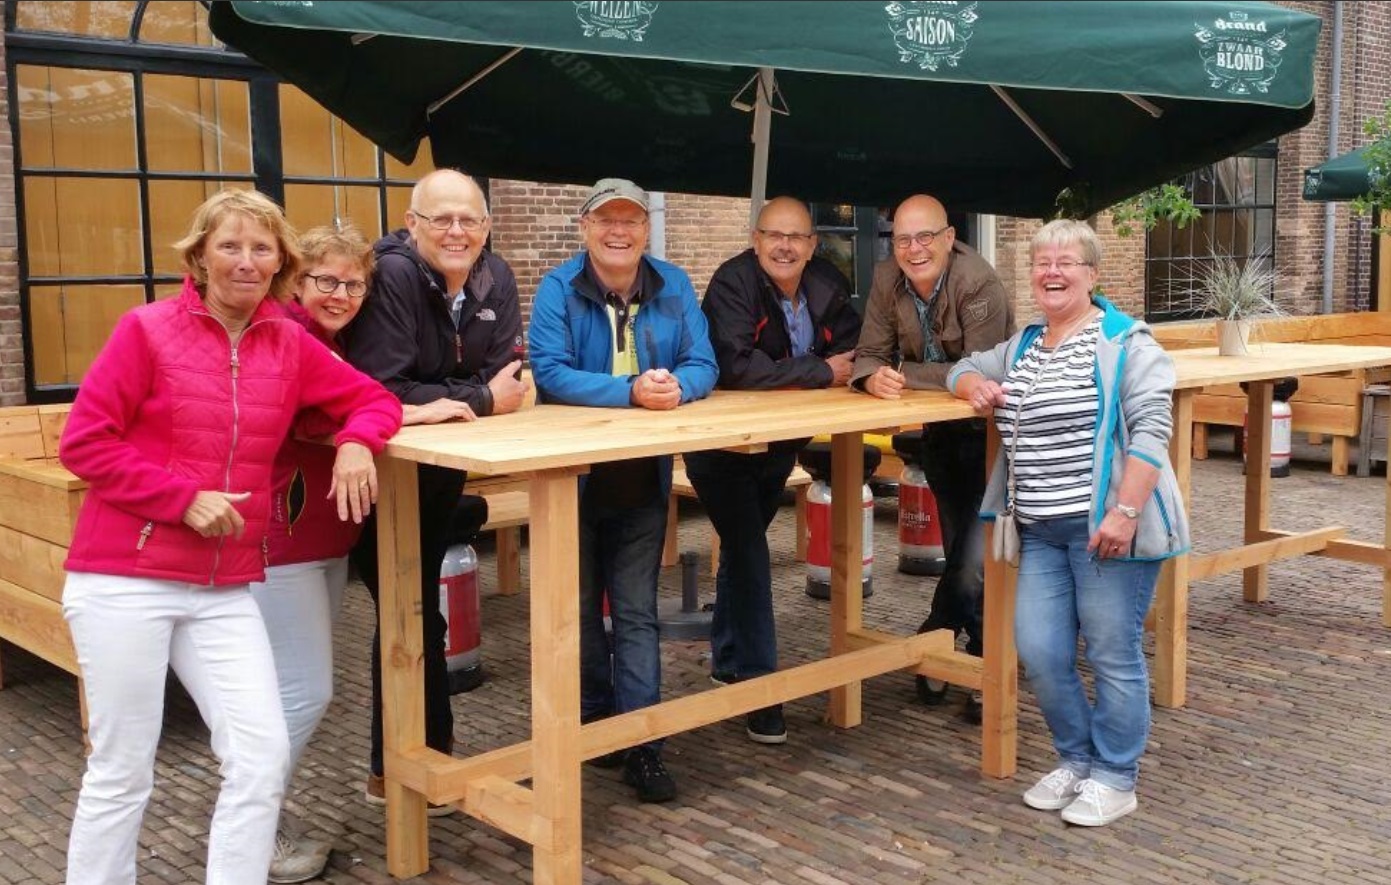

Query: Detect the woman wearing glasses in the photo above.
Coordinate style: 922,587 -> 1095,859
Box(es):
252,224 -> 476,883
948,219 -> 1189,827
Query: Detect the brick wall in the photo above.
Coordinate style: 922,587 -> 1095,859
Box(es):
0,31 -> 19,407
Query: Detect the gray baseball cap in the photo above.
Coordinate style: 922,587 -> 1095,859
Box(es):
581,178 -> 649,214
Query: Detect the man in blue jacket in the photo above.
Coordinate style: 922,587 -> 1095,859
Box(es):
528,178 -> 718,804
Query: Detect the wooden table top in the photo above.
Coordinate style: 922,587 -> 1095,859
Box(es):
383,387 -> 977,474
1169,342 -> 1391,389
383,343 -> 1391,474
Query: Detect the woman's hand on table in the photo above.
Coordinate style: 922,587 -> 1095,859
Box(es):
954,374 -> 1007,416
329,441 -> 377,523
182,491 -> 250,539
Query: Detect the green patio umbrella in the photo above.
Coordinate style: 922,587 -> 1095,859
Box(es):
1303,145 -> 1383,202
209,1 -> 1321,218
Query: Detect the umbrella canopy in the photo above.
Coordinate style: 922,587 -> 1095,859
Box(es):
1303,145 -> 1383,202
209,0 -> 1321,218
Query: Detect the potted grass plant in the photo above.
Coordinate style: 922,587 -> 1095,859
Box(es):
1194,252 -> 1283,355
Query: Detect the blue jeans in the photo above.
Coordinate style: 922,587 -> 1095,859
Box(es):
684,448 -> 796,679
1015,515 -> 1160,791
579,487 -> 668,749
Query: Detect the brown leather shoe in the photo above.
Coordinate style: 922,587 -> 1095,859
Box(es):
364,774 -> 455,817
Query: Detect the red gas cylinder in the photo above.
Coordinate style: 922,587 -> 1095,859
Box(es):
898,463 -> 946,576
1242,399 -> 1294,478
805,477 -> 874,600
439,542 -> 484,694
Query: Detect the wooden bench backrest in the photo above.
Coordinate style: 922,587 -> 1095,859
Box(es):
1151,312 -> 1391,350
0,405 -> 71,461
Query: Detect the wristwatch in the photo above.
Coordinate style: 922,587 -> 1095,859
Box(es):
1113,503 -> 1140,519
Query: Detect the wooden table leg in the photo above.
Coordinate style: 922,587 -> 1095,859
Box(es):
1244,382 -> 1273,603
980,422 -> 1017,778
496,526 -> 522,596
1154,390 -> 1194,708
795,485 -> 809,562
378,457 -> 429,878
1384,425 -> 1391,627
828,432 -> 864,728
529,469 -> 584,885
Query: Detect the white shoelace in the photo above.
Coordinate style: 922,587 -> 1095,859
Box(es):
1039,768 -> 1079,793
1072,779 -> 1107,809
273,828 -> 294,860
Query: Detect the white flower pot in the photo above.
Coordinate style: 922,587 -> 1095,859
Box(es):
1216,318 -> 1253,356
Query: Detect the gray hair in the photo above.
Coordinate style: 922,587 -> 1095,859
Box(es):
1031,219 -> 1102,267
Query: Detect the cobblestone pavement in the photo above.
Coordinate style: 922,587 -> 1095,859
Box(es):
3,444 -> 1391,884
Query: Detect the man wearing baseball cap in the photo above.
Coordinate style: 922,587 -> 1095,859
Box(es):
528,178 -> 718,803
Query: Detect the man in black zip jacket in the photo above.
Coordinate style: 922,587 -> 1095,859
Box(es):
344,169 -> 529,806
686,197 -> 861,744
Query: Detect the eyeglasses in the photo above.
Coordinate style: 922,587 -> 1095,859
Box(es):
585,215 -> 648,231
409,210 -> 487,232
304,273 -> 368,299
1031,258 -> 1093,273
891,225 -> 951,251
756,229 -> 815,246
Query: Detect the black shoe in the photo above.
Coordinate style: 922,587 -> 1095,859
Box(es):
916,675 -> 950,706
581,712 -> 626,768
622,746 -> 677,803
962,691 -> 983,726
746,705 -> 787,744
710,670 -> 739,687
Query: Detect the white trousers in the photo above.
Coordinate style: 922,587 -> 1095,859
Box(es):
249,556 -> 348,783
62,573 -> 290,885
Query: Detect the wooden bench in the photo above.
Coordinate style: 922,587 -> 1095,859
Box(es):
665,461 -> 813,574
1152,313 -> 1391,475
0,404 -> 86,730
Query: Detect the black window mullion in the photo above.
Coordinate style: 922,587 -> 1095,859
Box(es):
249,74 -> 283,206
132,70 -> 154,306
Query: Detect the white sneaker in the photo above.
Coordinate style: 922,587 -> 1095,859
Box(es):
1022,767 -> 1085,810
1060,779 -> 1138,826
268,824 -> 332,883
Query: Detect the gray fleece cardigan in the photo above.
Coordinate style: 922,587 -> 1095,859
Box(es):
946,293 -> 1191,561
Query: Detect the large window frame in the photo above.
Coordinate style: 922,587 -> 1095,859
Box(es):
1143,143 -> 1278,322
5,0 -> 433,402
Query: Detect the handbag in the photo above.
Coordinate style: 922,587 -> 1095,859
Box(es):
992,503 -> 1022,566
992,393 -> 1025,567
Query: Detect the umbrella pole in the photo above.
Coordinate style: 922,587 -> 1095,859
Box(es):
748,67 -> 775,229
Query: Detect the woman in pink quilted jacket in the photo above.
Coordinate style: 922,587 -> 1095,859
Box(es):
57,190 -> 402,885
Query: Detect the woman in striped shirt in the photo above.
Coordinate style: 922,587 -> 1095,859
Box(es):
947,219 -> 1189,828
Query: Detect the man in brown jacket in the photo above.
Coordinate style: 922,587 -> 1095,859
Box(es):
853,193 -> 1014,724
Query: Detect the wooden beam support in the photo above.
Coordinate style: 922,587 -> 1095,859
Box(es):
1189,527 -> 1345,581
1256,530 -> 1391,568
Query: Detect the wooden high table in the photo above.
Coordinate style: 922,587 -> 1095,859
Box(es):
371,387 -> 1015,883
1155,342 -> 1391,708
372,342 -> 1391,882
